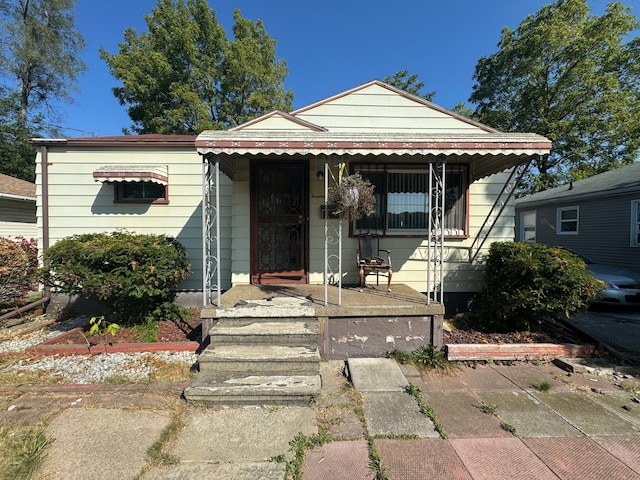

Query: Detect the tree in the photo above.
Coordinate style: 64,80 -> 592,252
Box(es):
383,70 -> 435,101
469,0 -> 640,194
0,0 -> 86,130
0,0 -> 85,181
100,0 -> 292,134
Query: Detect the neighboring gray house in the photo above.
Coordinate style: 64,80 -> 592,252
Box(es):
515,162 -> 640,268
0,173 -> 37,240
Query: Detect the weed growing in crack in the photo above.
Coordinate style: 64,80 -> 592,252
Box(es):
500,421 -> 520,438
403,383 -> 448,439
388,345 -> 456,372
480,402 -> 499,416
533,380 -> 552,392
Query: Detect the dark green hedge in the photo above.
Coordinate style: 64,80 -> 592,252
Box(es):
472,242 -> 600,332
42,231 -> 190,324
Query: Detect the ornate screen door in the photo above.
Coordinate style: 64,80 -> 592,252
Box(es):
251,161 -> 308,284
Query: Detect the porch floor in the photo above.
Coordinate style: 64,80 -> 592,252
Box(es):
206,283 -> 444,318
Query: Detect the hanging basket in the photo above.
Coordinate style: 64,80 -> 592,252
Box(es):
328,173 -> 376,220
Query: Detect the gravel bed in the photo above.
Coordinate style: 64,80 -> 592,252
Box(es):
1,316 -> 197,384
11,351 -> 197,384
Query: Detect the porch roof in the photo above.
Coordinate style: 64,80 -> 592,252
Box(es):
195,131 -> 551,181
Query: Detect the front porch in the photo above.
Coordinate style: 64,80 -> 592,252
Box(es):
202,283 -> 445,359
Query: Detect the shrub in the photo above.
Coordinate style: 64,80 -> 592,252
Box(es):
42,231 -> 190,324
0,237 -> 38,308
471,242 -> 600,332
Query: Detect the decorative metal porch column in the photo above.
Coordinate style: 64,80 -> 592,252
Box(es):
427,159 -> 445,305
202,155 -> 221,307
323,156 -> 344,306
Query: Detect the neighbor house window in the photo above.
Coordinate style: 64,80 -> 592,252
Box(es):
115,182 -> 168,203
353,164 -> 468,236
557,206 -> 579,235
520,210 -> 536,243
632,200 -> 640,246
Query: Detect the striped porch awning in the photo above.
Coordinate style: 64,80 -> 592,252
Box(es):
92,165 -> 168,185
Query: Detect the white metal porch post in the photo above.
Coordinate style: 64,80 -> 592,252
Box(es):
427,159 -> 445,305
202,155 -> 221,308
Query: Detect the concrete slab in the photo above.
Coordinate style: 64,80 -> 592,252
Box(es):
450,437 -> 558,480
593,436 -> 640,475
525,437 -> 640,480
145,462 -> 285,480
361,391 -> 439,438
173,407 -> 317,463
347,358 -> 408,392
302,440 -> 373,480
491,363 -> 572,391
587,390 -> 640,426
423,391 -> 510,438
375,438 -> 473,480
565,310 -> 640,358
418,370 -> 468,392
40,408 -> 171,480
454,365 -> 517,391
535,391 -> 640,435
478,391 -> 582,438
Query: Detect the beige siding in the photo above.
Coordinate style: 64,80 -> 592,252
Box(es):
306,170 -> 514,294
295,83 -> 486,134
36,146 -> 233,292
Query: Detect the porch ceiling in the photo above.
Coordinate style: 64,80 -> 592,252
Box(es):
195,131 -> 551,181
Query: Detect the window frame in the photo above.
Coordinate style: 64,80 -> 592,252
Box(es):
632,200 -> 640,247
351,163 -> 469,238
114,182 -> 169,204
556,206 -> 579,235
519,210 -> 537,243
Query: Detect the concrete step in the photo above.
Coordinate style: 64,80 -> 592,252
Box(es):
183,374 -> 321,406
209,320 -> 318,347
198,345 -> 321,376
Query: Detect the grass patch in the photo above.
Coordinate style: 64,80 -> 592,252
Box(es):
480,402 -> 499,416
0,369 -> 63,386
619,382 -> 640,394
388,345 -> 456,372
134,319 -> 159,343
0,423 -> 52,480
270,432 -> 331,480
500,421 -> 520,438
533,380 -> 552,392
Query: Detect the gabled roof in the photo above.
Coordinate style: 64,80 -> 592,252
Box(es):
516,162 -> 640,207
196,80 -> 552,181
0,173 -> 36,201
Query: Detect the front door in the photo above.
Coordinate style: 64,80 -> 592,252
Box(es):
251,161 -> 308,284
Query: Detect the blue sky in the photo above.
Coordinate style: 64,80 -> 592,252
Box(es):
49,0 -> 640,136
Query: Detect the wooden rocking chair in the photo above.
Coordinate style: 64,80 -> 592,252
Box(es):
356,233 -> 392,292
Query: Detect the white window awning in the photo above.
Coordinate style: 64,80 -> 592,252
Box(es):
93,165 -> 168,185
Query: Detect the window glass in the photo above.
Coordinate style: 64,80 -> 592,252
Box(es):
520,210 -> 536,243
116,182 -> 167,202
354,164 -> 467,236
557,206 -> 579,234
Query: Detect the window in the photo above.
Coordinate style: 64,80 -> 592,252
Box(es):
115,182 -> 168,203
557,206 -> 579,235
353,164 -> 468,236
520,210 -> 536,243
632,200 -> 640,247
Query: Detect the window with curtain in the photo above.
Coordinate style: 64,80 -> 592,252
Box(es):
354,164 -> 468,236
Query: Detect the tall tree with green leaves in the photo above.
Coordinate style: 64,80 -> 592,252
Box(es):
469,0 -> 640,195
383,70 -> 435,101
100,0 -> 292,134
0,0 -> 85,181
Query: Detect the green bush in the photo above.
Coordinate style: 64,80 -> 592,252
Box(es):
471,242 -> 600,332
42,231 -> 190,324
0,237 -> 38,308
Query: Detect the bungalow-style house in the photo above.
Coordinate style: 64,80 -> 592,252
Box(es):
34,81 -> 551,402
515,162 -> 640,268
33,81 -> 551,312
0,173 -> 36,240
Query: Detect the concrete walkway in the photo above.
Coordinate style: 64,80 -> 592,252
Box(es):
1,357 -> 636,480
